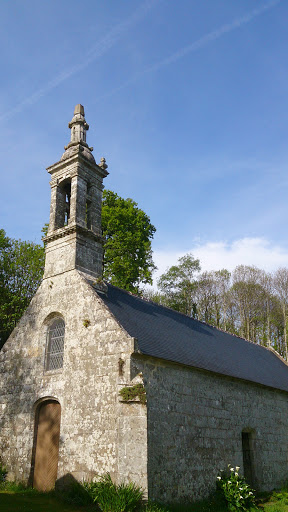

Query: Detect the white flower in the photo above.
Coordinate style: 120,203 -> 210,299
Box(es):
240,496 -> 243,499
217,476 -> 221,480
228,481 -> 231,484
230,467 -> 234,471
239,487 -> 243,491
236,466 -> 240,471
249,492 -> 253,495
235,472 -> 239,476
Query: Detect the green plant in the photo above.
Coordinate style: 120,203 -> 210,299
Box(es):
84,473 -> 144,512
119,383 -> 147,404
216,464 -> 256,512
83,319 -> 91,328
143,501 -> 168,511
0,480 -> 28,492
0,464 -> 7,484
270,488 -> 288,504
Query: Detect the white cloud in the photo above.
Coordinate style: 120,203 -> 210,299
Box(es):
152,237 -> 288,284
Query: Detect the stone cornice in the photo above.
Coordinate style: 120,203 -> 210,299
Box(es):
44,224 -> 103,244
47,152 -> 109,179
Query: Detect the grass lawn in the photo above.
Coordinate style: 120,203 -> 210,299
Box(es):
0,489 -> 97,512
2,488 -> 288,512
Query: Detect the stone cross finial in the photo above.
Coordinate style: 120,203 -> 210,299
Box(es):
68,104 -> 89,144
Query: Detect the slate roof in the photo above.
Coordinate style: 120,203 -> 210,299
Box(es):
95,282 -> 288,393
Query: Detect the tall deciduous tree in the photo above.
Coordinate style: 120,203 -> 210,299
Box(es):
273,268 -> 288,360
196,269 -> 231,329
157,253 -> 201,316
0,229 -> 45,347
231,265 -> 266,343
260,271 -> 274,347
102,190 -> 156,293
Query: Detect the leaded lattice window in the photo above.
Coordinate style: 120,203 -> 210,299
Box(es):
45,319 -> 65,371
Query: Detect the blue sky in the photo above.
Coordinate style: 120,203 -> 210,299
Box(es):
1,0 -> 288,282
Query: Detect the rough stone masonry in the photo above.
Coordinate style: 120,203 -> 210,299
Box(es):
1,105 -> 288,503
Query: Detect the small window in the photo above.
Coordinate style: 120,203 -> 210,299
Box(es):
45,319 -> 65,371
63,182 -> 71,226
242,430 -> 255,487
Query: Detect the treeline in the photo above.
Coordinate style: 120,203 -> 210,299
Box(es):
146,254 -> 288,360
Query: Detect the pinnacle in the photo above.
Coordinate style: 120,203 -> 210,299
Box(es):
74,104 -> 85,116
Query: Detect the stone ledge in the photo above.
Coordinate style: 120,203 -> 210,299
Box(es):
44,224 -> 103,243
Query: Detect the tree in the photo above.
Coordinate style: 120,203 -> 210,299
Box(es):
273,268 -> 288,360
102,190 -> 156,293
0,229 -> 45,347
195,271 -> 216,324
215,269 -> 231,331
260,271 -> 274,347
231,265 -> 266,343
157,253 -> 201,316
195,269 -> 231,329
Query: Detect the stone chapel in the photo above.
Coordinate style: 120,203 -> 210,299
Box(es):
1,105 -> 288,503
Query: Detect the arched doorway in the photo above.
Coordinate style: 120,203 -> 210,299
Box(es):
33,399 -> 61,491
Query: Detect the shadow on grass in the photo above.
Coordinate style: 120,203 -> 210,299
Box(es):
0,490 -> 98,512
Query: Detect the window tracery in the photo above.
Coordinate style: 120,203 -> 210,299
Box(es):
45,319 -> 65,371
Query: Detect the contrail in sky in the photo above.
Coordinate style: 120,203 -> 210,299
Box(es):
0,0 -> 281,121
0,0 -> 159,122
95,0 -> 281,102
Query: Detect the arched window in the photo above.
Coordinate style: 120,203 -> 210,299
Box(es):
45,319 -> 65,371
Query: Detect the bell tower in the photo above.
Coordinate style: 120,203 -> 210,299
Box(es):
43,104 -> 108,279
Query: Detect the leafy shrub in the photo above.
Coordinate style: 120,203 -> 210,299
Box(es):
0,480 -> 28,492
216,464 -> 256,512
84,473 -> 144,512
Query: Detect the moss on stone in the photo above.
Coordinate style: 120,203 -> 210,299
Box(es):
119,383 -> 146,404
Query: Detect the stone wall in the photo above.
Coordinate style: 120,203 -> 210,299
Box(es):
132,355 -> 288,503
0,270 -> 148,491
2,269 -> 288,503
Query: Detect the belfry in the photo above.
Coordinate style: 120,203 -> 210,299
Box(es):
44,104 -> 108,279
